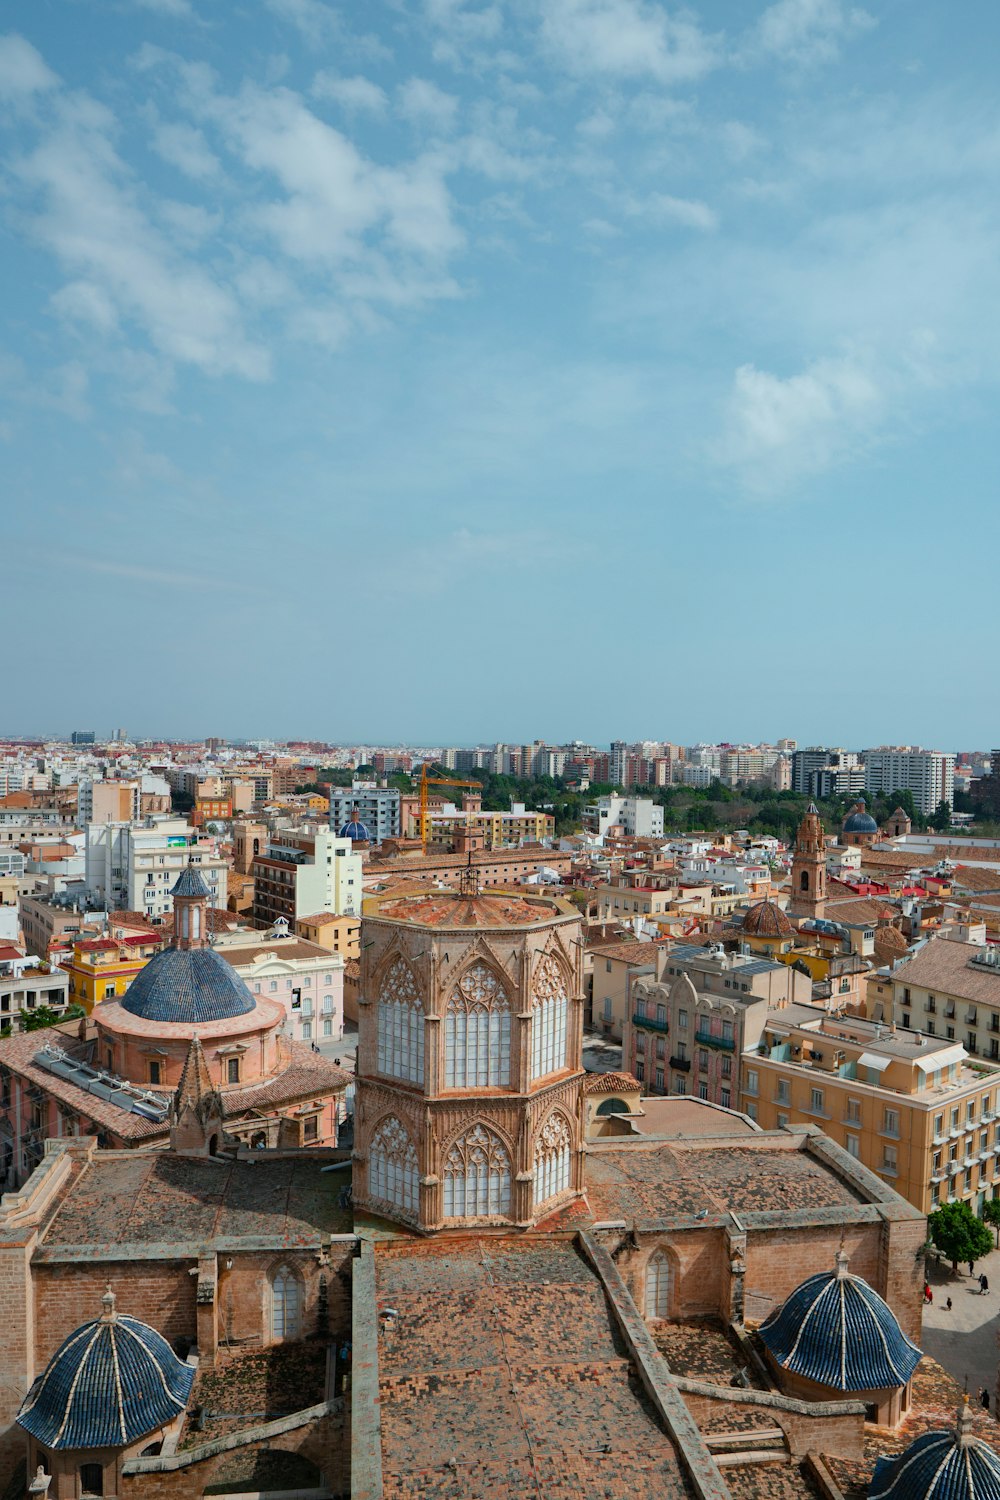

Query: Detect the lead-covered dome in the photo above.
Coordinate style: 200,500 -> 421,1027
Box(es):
760,1251 -> 921,1392
742,900 -> 793,938
844,800 -> 879,834
870,1404 -> 1000,1500
18,1289 -> 194,1450
121,945 -> 255,1023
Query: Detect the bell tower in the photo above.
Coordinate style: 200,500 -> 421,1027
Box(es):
171,864 -> 211,950
791,802 -> 827,919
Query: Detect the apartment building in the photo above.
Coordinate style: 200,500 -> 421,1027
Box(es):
327,784 -> 401,844
624,942 -> 812,1101
742,1008 -> 1000,1215
590,939 -> 663,1039
59,933 -> 162,1013
583,795 -> 663,840
403,800 -> 554,849
213,925 -> 346,1046
77,780 -> 140,825
791,749 -> 864,798
19,891 -> 108,960
0,950 -> 70,1030
864,747 -> 956,817
84,819 -> 227,917
252,827 -> 362,927
877,938 -> 1000,1062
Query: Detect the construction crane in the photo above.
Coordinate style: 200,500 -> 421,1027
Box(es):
418,765 -> 482,851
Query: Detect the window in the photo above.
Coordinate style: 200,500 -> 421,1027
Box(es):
655,1068 -> 665,1090
103,982 -> 116,999
533,1113 -> 571,1205
882,1145 -> 898,1175
846,1134 -> 860,1159
79,1463 -> 104,1496
531,955 -> 568,1080
777,1112 -> 789,1129
883,1108 -> 899,1137
678,1010 -> 688,1031
745,1069 -> 758,1096
698,1049 -> 708,1072
227,1057 -> 240,1085
635,1060 -> 644,1081
721,1088 -> 731,1108
721,1056 -> 732,1078
445,964 -> 511,1088
377,959 -> 425,1085
369,1116 -> 419,1218
323,1018 -> 332,1036
636,1033 -> 646,1055
846,1099 -> 861,1125
656,1004 -> 667,1026
810,1087 -> 825,1115
270,1265 -> 302,1341
443,1124 -> 511,1218
698,1081 -> 708,1099
603,996 -> 613,1021
303,1115 -> 319,1142
303,1021 -> 312,1039
645,1250 -> 671,1319
776,1079 -> 790,1105
934,1113 -> 944,1138
746,1101 -> 758,1122
674,1076 -> 687,1095
722,1020 -> 734,1043
149,1061 -> 161,1086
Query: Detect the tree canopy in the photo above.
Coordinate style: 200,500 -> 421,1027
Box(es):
928,1200 -> 993,1270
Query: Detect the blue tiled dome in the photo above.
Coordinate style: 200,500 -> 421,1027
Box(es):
760,1252 -> 921,1392
121,945 -> 255,1023
18,1291 -> 194,1450
870,1407 -> 1000,1500
339,819 -> 371,842
171,866 -> 211,898
844,801 -> 879,834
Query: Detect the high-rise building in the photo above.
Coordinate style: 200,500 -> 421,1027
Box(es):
70,731 -> 95,745
864,748 -> 955,817
327,783 -> 400,844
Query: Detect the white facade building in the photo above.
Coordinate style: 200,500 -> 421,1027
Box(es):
583,795 -> 664,840
864,748 -> 956,816
85,818 -> 228,917
214,923 -> 346,1045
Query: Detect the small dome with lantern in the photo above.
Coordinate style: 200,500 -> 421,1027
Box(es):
869,1402 -> 1000,1500
742,900 -> 794,939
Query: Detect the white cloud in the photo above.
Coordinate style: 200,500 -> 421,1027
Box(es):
422,0 -> 503,67
539,0 -> 720,84
398,78 -> 459,132
642,192 -> 717,231
49,280 -> 120,334
16,93 -> 268,379
264,0 -> 338,43
720,353 -> 883,492
129,0 -> 196,16
311,71 -> 388,115
754,0 -> 874,66
151,121 -> 221,180
0,33 -> 59,101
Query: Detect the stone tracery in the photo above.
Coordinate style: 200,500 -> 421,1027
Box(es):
445,962 -> 511,1089
531,953 -> 568,1080
533,1110 -> 571,1206
368,1115 -> 419,1219
376,958 -> 424,1085
442,1123 -> 511,1218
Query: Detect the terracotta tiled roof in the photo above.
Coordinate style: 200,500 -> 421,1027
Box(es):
587,940 -> 663,964
582,1071 -> 641,1095
952,865 -> 1000,893
892,937 -> 1000,1004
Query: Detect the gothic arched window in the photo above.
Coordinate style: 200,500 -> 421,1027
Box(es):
368,1116 -> 419,1219
377,959 -> 424,1085
531,954 -> 568,1080
270,1265 -> 302,1341
644,1250 -> 671,1320
800,870 -> 810,892
443,1124 -> 511,1219
533,1112 -> 571,1206
445,963 -> 511,1088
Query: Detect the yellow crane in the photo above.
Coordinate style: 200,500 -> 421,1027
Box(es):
418,765 -> 482,851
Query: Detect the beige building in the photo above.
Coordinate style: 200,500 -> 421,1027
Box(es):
589,939 -> 663,1039
742,1008 -> 1000,1214
876,937 -> 1000,1063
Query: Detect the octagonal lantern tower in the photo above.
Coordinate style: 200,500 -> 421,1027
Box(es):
352,885 -> 587,1232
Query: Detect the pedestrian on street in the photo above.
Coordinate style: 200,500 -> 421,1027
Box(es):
924,1283 -> 933,1304
970,1261 -> 976,1276
982,1274 -> 991,1295
946,1296 -> 953,1311
982,1389 -> 991,1412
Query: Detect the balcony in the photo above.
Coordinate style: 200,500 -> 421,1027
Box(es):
634,1012 -> 669,1035
694,1030 -> 736,1052
669,1056 -> 692,1072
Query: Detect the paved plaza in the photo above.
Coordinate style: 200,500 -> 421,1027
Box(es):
923,1242 -> 1000,1409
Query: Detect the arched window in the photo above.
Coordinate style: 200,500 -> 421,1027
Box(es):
644,1250 -> 671,1320
533,1112 -> 571,1206
270,1265 -> 302,1341
531,955 -> 568,1080
443,1124 -> 511,1219
595,1097 -> 629,1117
368,1116 -> 419,1219
445,963 -> 511,1088
800,870 -> 810,892
377,959 -> 424,1085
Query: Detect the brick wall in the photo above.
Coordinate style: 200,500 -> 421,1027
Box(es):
677,1386 -> 865,1461
34,1261 -> 198,1366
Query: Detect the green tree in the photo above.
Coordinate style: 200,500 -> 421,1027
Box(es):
930,800 -> 952,832
23,1005 -> 68,1033
983,1198 -> 1000,1249
928,1200 -> 993,1272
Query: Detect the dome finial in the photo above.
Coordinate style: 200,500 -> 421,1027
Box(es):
100,1284 -> 117,1323
957,1396 -> 975,1448
834,1247 -> 850,1280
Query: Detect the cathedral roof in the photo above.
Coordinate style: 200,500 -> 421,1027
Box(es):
17,1289 -> 194,1450
869,1404 -> 1000,1500
742,899 -> 793,938
120,946 -> 256,1024
759,1250 -> 921,1392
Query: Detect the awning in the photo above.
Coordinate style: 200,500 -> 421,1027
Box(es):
915,1044 -> 965,1073
857,1052 -> 892,1072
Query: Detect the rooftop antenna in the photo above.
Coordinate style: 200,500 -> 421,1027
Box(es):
459,849 -> 481,899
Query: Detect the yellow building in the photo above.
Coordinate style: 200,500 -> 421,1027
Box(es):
296,911 -> 361,960
59,935 -> 160,1014
742,1008 -> 1000,1215
407,804 -> 554,848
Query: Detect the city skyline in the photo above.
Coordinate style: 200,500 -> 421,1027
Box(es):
3,3 -> 1000,741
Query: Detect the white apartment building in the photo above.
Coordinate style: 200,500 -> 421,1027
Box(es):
84,818 -> 228,917
864,748 -> 956,817
213,923 -> 346,1046
583,795 -> 664,840
253,828 -> 363,928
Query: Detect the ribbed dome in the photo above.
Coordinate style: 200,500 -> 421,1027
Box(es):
743,900 -> 793,938
339,819 -> 371,842
870,1406 -> 1000,1500
171,866 -> 211,898
18,1290 -> 194,1450
844,801 -> 879,834
760,1252 -> 921,1392
121,945 -> 255,1023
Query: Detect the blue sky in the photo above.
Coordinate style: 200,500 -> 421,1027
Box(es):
2,1 -> 998,747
